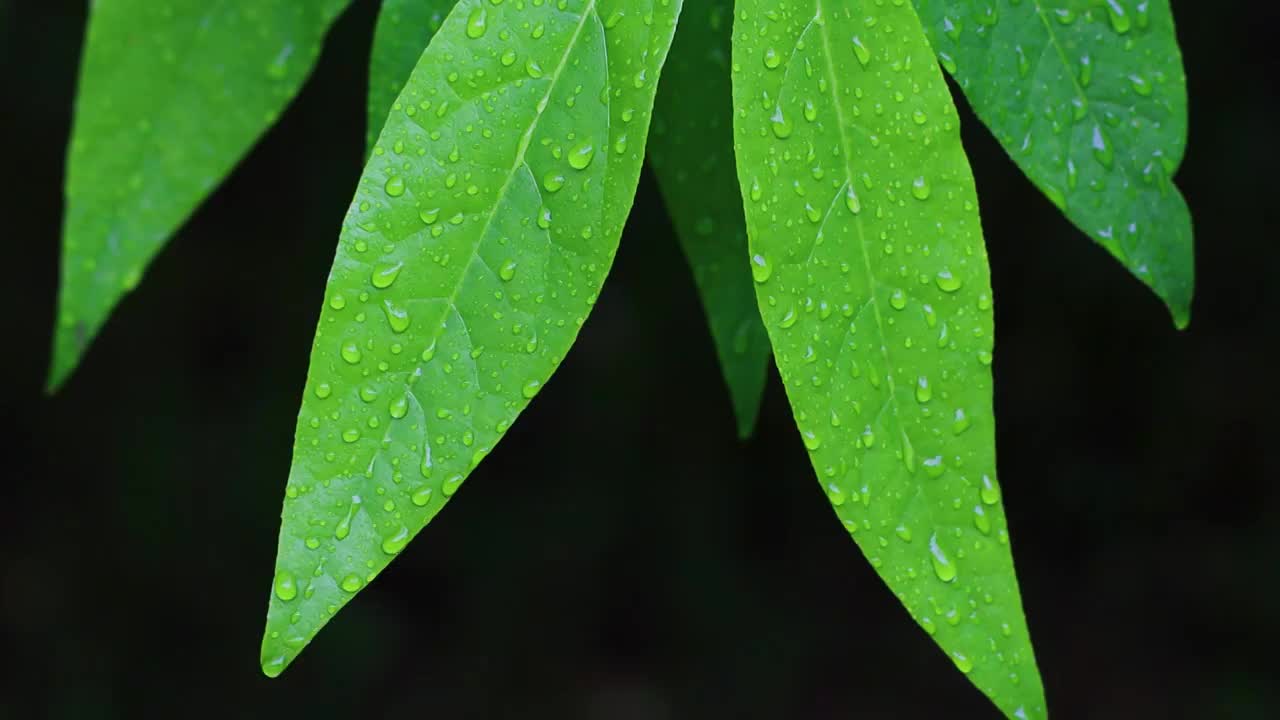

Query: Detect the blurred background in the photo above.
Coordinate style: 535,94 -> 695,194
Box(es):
2,1 -> 1276,718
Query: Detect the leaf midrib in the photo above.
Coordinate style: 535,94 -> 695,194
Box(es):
399,0 -> 598,393
813,0 -> 903,429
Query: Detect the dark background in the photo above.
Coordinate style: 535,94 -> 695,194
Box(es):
2,1 -> 1276,718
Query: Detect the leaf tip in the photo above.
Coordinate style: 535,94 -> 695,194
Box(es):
259,625 -> 294,679
1170,302 -> 1192,331
44,343 -> 77,395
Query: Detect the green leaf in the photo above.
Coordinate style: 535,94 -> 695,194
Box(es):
49,0 -> 353,390
730,1 -> 1043,717
914,0 -> 1193,327
262,0 -> 683,677
367,0 -> 456,154
649,0 -> 770,438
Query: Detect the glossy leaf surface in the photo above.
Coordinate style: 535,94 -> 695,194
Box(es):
50,0 -> 352,389
367,0 -> 456,153
650,0 -> 769,437
262,0 -> 683,676
915,0 -> 1193,326
731,0 -> 1043,716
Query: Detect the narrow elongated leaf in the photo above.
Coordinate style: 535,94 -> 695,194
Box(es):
262,0 -> 683,676
914,0 -> 1193,327
649,0 -> 770,437
49,0 -> 353,390
366,0 -> 456,153
731,1 -> 1043,717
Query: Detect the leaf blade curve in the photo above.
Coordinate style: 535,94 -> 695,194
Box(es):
914,0 -> 1194,326
650,0 -> 770,437
49,0 -> 353,390
731,1 -> 1044,716
262,0 -> 683,676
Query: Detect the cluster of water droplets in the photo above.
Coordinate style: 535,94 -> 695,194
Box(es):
730,0 -> 1040,711
922,0 -> 1184,309
264,0 -> 680,676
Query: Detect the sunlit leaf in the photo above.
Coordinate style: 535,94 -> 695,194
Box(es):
731,1 -> 1043,716
262,0 -> 683,676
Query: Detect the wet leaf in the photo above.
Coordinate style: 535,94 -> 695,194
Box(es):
49,0 -> 353,389
261,0 -> 683,676
915,0 -> 1194,326
650,0 -> 769,437
367,0 -> 456,153
731,1 -> 1043,716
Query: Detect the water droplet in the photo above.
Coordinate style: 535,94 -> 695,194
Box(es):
568,139 -> 596,170
852,36 -> 871,66
383,299 -> 410,333
973,505 -> 992,535
314,383 -> 332,399
442,474 -> 464,497
411,486 -> 433,507
465,7 -> 488,38
499,259 -> 518,282
750,254 -> 773,283
1105,0 -> 1131,33
384,175 -> 405,197
845,185 -> 862,214
341,341 -> 362,364
928,532 -> 958,583
825,483 -> 847,506
340,574 -> 363,592
914,376 -> 932,403
542,171 -> 566,192
389,394 -> 409,419
889,288 -> 907,310
371,262 -> 403,289
381,526 -> 410,555
911,176 -> 931,200
273,570 -> 298,601
980,474 -> 1001,505
935,270 -> 962,293
769,106 -> 793,139
802,430 -> 822,451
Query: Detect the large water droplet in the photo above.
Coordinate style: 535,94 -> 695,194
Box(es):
465,7 -> 488,38
928,532 -> 958,583
273,570 -> 298,601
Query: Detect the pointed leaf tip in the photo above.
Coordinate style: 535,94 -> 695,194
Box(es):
915,0 -> 1195,327
649,0 -> 771,441
52,0 -> 352,387
730,0 -> 1044,716
263,0 -> 685,670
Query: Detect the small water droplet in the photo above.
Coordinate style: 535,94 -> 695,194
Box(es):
750,254 -> 773,283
